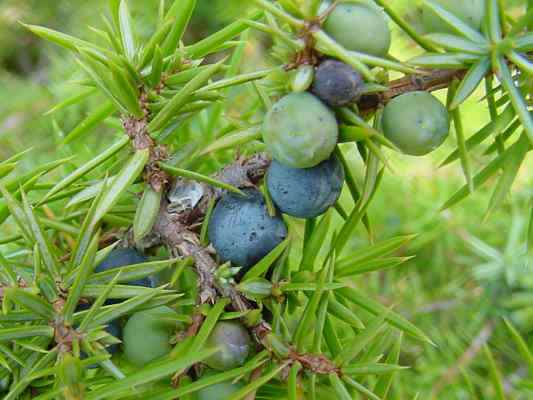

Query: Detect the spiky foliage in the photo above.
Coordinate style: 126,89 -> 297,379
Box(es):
0,0 -> 531,399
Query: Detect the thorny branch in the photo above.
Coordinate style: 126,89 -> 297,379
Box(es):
119,66 -> 473,376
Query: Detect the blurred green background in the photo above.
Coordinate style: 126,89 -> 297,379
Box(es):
0,0 -> 532,398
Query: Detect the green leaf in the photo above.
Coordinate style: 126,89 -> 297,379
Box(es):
41,136 -> 129,204
249,0 -> 302,28
91,149 -> 149,225
198,127 -> 261,156
495,56 -> 533,144
324,315 -> 343,359
450,58 -> 491,109
66,179 -> 111,209
374,333 -> 403,398
4,348 -> 57,400
63,233 -> 100,324
159,163 -> 244,195
0,163 -> 16,179
1,157 -> 73,198
449,83 -> 474,193
138,19 -> 174,68
79,273 -> 123,331
81,283 -> 175,300
149,45 -> 164,87
237,278 -> 273,300
483,345 -> 505,400
87,288 -> 165,328
300,211 -> 332,271
85,348 -> 218,400
487,0 -> 502,42
148,59 -> 225,132
336,234 -> 416,270
409,52 -> 479,68
0,184 -> 33,241
71,176 -> 109,266
441,138 -> 526,210
3,289 -> 54,320
75,54 -> 128,114
342,362 -> 406,375
87,258 -> 176,285
340,312 -> 388,364
150,353 -> 268,399
503,318 -> 533,374
199,68 -> 278,92
328,297 -> 365,330
0,326 -> 54,342
0,252 -> 17,286
293,254 -> 333,351
21,23 -> 92,52
338,287 -> 433,345
507,50 -> 533,76
134,186 -> 162,243
280,282 -> 346,292
423,33 -> 488,54
162,0 -> 197,56
486,133 -> 530,216
526,199 -> 533,251
516,32 -> 533,52
118,0 -> 136,61
21,191 -> 60,280
343,377 -> 382,400
288,361 -> 302,400
329,373 -> 352,400
187,299 -> 228,355
200,197 -> 216,246
336,257 -> 412,278
335,169 -> 384,254
440,104 -> 515,166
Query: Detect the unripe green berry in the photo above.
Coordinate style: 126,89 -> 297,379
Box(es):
123,306 -> 177,367
323,3 -> 391,57
262,92 -> 338,168
382,91 -> 450,156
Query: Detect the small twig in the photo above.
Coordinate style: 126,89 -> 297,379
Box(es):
290,350 -> 340,375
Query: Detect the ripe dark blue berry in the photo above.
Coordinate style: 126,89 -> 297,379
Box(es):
204,321 -> 251,370
311,59 -> 363,107
96,248 -> 152,288
208,189 -> 287,268
267,154 -> 344,219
